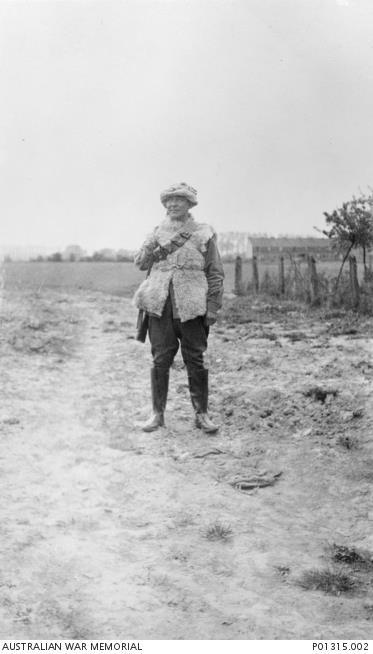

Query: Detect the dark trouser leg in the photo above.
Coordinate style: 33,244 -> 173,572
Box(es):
142,298 -> 178,432
179,317 -> 219,434
149,296 -> 179,369
179,315 -> 208,371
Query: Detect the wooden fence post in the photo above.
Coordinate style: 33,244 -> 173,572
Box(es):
307,255 -> 319,305
349,255 -> 360,309
252,256 -> 259,294
278,256 -> 285,296
234,256 -> 243,295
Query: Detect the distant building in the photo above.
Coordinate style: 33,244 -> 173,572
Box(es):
217,233 -> 337,262
217,232 -> 252,260
249,236 -> 336,262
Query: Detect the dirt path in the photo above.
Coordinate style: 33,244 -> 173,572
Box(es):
0,289 -> 373,639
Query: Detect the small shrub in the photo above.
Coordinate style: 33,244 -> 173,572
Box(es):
203,521 -> 233,542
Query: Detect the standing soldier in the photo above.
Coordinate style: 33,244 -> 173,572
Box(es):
134,182 -> 224,433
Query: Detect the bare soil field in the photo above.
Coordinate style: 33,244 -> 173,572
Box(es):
0,285 -> 373,639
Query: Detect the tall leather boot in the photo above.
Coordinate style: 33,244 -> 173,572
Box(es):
142,367 -> 169,432
187,368 -> 219,434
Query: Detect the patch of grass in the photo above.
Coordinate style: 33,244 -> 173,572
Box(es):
303,386 -> 338,403
221,295 -> 301,325
284,331 -> 308,342
297,567 -> 358,595
337,434 -> 360,450
323,310 -> 347,319
3,261 -> 144,296
274,565 -> 291,578
363,603 -> 373,619
329,544 -> 373,571
203,521 -> 233,542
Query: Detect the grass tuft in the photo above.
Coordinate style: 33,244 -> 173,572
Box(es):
297,567 -> 358,595
203,521 -> 233,542
329,544 -> 373,571
337,434 -> 360,450
303,386 -> 338,403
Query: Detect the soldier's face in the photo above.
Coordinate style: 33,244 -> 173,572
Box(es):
165,196 -> 190,220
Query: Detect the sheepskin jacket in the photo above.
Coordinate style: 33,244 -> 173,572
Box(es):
134,216 -> 217,322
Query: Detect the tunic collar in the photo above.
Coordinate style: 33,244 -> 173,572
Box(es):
156,214 -> 197,244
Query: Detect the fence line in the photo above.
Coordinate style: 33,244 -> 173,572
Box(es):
233,254 -> 366,309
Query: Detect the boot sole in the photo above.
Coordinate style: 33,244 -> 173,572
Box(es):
142,425 -> 164,432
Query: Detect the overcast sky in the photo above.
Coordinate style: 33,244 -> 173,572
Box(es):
1,0 -> 373,252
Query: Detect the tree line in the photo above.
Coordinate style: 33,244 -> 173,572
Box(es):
28,248 -> 135,263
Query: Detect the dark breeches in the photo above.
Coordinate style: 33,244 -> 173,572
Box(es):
148,296 -> 208,371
